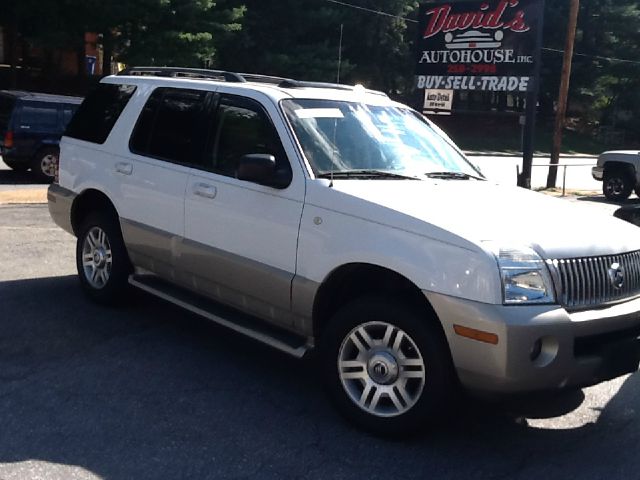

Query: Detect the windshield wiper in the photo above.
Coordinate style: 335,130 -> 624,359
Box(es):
425,171 -> 484,181
317,170 -> 420,180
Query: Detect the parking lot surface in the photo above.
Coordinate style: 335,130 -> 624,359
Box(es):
0,202 -> 638,480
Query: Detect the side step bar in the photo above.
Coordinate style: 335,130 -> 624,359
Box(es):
128,274 -> 311,358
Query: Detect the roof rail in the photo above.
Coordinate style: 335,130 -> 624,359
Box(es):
237,72 -> 294,85
117,67 -> 246,83
277,79 -> 388,97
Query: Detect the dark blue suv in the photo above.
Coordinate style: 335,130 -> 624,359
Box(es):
0,90 -> 82,182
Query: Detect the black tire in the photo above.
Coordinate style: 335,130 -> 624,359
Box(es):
603,168 -> 633,201
320,296 -> 456,437
3,158 -> 29,172
76,211 -> 132,305
31,147 -> 59,183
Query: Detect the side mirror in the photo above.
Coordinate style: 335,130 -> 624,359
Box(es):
236,154 -> 291,189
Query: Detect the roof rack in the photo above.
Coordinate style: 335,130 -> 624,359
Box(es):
117,67 -> 387,96
118,67 -> 246,83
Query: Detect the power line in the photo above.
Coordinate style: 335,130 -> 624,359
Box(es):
324,0 -> 418,23
324,0 -> 640,66
543,47 -> 640,66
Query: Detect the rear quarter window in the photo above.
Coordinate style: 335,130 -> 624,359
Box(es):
0,95 -> 16,133
19,104 -> 59,130
65,84 -> 136,144
62,105 -> 78,127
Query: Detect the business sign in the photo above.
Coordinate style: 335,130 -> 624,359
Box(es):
415,0 -> 544,92
424,89 -> 454,112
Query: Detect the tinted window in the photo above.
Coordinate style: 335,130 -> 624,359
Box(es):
66,84 -> 136,144
0,95 -> 16,133
20,104 -> 59,131
62,105 -> 78,127
130,88 -> 209,165
210,95 -> 289,178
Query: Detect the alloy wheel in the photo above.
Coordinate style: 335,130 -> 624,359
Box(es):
338,321 -> 426,418
81,226 -> 113,289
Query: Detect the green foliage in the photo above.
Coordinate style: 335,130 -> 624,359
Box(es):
542,0 -> 640,137
0,0 -> 244,69
1,0 -> 638,139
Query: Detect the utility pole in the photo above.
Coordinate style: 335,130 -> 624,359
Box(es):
547,0 -> 581,188
517,0 -> 545,189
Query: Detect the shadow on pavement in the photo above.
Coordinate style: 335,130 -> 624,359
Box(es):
0,275 -> 638,479
577,194 -> 640,206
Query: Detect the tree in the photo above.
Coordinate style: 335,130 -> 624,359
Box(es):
217,0 -> 349,80
116,0 -> 245,67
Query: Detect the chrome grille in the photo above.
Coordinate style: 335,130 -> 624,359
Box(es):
547,251 -> 640,309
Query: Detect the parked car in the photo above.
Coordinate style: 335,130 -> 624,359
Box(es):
592,150 -> 640,201
0,90 -> 82,182
48,68 -> 640,436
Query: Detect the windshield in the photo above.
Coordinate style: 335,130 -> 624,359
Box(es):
281,99 -> 482,179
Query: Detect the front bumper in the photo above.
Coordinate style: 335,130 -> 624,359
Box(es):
425,291 -> 640,394
592,166 -> 604,181
47,183 -> 76,235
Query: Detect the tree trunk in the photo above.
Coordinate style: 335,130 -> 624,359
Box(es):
7,14 -> 19,88
77,31 -> 86,78
102,30 -> 113,76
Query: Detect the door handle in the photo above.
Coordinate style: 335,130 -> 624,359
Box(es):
115,162 -> 133,175
193,183 -> 217,199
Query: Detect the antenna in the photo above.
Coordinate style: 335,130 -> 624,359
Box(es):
336,24 -> 344,84
330,23 -> 344,188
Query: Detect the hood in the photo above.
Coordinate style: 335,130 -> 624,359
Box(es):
318,179 -> 640,259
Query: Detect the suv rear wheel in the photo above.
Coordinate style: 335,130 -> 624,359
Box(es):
603,168 -> 634,201
76,212 -> 132,304
31,147 -> 59,183
320,296 -> 455,436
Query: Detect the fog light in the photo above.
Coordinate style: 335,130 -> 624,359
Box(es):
529,336 -> 560,367
530,339 -> 543,361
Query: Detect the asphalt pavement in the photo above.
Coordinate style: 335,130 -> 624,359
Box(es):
0,200 -> 638,479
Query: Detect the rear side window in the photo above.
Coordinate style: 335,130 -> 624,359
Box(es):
65,84 -> 136,144
0,95 -> 16,133
129,87 -> 209,166
62,105 -> 78,127
19,104 -> 59,131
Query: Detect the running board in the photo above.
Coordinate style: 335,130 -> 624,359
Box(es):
128,274 -> 311,358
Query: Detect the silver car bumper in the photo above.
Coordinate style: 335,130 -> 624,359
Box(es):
592,166 -> 604,181
425,291 -> 640,394
47,184 -> 76,236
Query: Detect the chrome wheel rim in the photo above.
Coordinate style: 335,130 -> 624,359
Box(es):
40,154 -> 57,178
338,321 -> 426,418
81,227 -> 112,289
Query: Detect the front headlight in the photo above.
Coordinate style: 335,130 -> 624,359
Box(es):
485,244 -> 556,305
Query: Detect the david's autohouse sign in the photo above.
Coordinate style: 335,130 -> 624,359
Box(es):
416,0 -> 544,92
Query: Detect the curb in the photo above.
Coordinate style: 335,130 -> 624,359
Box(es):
0,188 -> 48,205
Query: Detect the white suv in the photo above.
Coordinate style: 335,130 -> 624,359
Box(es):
48,67 -> 640,435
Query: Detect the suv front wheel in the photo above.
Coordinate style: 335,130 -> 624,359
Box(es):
320,296 -> 455,436
76,212 -> 132,304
